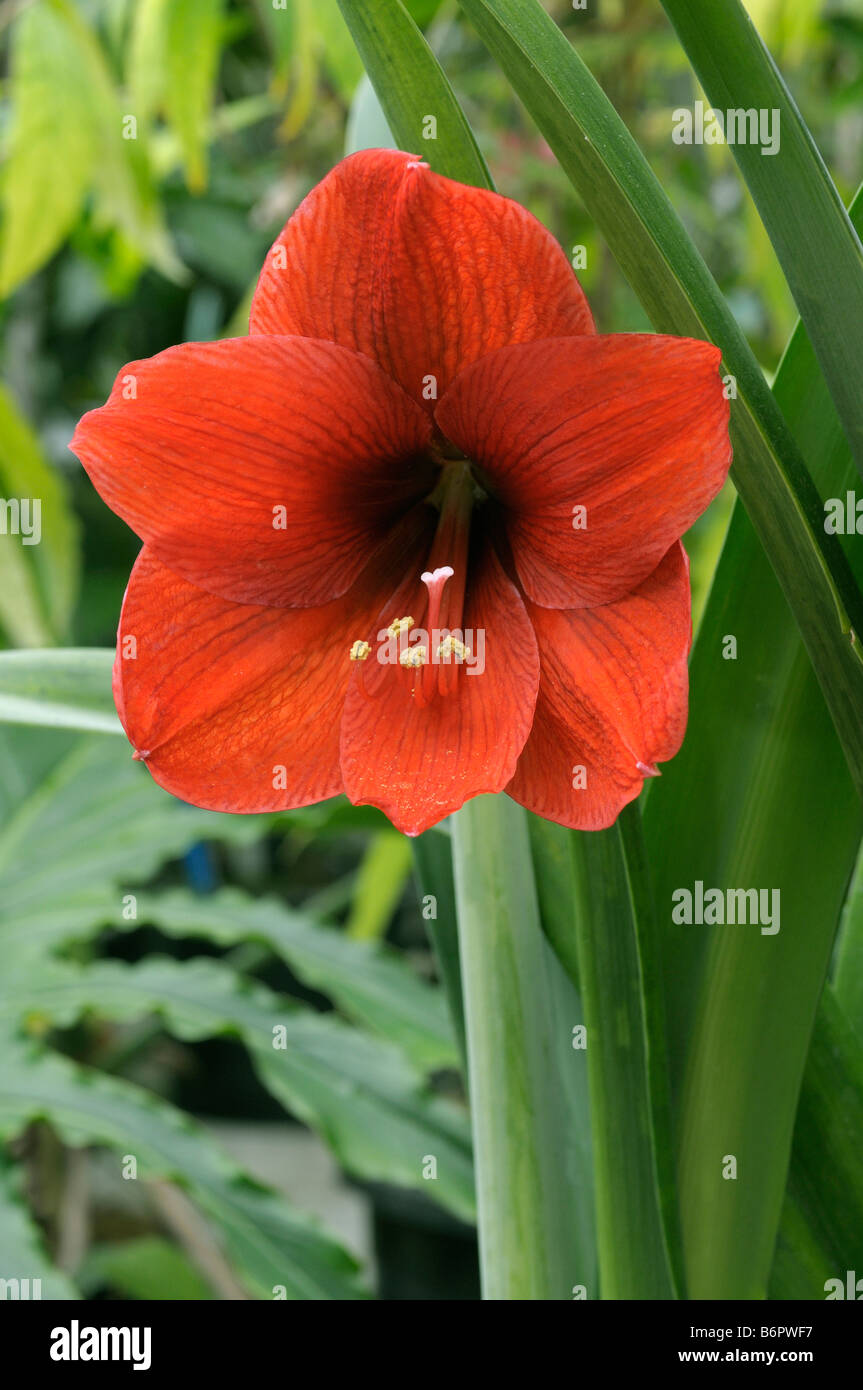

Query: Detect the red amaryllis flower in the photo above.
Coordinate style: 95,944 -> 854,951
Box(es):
71,149 -> 731,837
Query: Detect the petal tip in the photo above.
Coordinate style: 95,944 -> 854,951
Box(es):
636,760 -> 661,778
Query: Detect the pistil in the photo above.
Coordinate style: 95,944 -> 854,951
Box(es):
346,458 -> 475,705
419,461 -> 474,702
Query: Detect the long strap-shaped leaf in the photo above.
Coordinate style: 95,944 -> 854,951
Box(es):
775,986 -> 863,1295
336,0 -> 491,187
659,0 -> 863,477
457,0 -> 863,798
569,804 -> 681,1299
646,187 -> 863,1297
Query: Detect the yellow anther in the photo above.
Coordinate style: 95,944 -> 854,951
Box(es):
349,640 -> 370,662
437,635 -> 471,663
387,616 -> 415,638
399,645 -> 427,669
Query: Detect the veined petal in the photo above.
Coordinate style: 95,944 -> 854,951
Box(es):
72,335 -> 433,608
507,543 -> 691,829
437,334 -> 731,608
250,148 -> 594,409
115,513 -> 434,812
340,537 -> 540,836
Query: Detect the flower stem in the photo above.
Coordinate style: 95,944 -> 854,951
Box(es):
452,793 -> 588,1300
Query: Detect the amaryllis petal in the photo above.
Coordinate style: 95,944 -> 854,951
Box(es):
249,148 -> 594,409
72,335 -> 433,609
436,334 -> 731,608
115,512 -> 434,812
339,538 -> 540,836
507,543 -> 691,830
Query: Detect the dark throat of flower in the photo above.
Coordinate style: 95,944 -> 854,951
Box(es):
350,458 -> 475,706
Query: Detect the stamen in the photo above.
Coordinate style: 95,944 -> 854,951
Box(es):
386,616 -> 415,638
399,645 -> 427,669
349,638 -> 373,700
437,635 -> 471,663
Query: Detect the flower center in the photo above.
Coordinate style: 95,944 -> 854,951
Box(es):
349,458 -> 476,705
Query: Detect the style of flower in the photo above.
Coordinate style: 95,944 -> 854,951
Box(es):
71,149 -> 732,835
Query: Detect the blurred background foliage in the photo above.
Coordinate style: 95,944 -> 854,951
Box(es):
0,0 -> 861,1300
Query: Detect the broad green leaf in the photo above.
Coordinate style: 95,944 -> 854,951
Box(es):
0,733 -> 270,956
337,0 -> 491,187
457,0 -> 863,799
0,1039 -> 365,1299
645,189 -> 863,1297
0,649 -> 120,735
0,956 -> 475,1223
78,1236 -> 214,1301
0,0 -> 95,295
660,0 -> 863,475
0,388 -> 80,645
132,885 -> 458,1072
0,1157 -> 80,1299
452,795 -> 594,1299
568,805 -> 680,1299
165,0 -> 227,192
345,829 -> 413,941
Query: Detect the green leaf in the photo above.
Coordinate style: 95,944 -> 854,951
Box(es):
769,1192 -> 835,1301
49,0 -> 182,281
0,956 -> 475,1224
133,885 -> 458,1072
776,988 -> 863,1297
344,829 -> 413,941
0,733 -> 270,959
527,814 -> 580,991
165,0 -> 227,191
314,0 -> 365,99
644,190 -> 863,1297
0,1039 -> 365,1300
346,74 -> 398,154
452,795 -> 594,1299
0,388 -> 81,645
337,0 -> 492,187
411,826 -> 467,1066
457,0 -> 863,798
78,1236 -> 214,1301
568,804 -> 680,1299
834,835 -> 863,1033
0,649 -> 120,735
0,1156 -> 80,1299
0,0 -> 96,295
127,0 -> 171,127
660,0 -> 863,475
